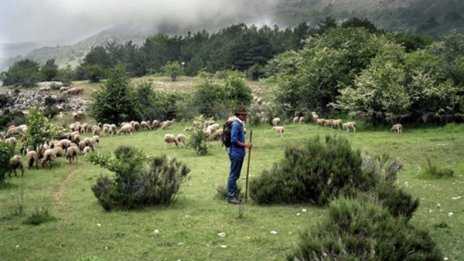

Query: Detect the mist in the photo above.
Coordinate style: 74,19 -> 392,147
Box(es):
0,0 -> 283,58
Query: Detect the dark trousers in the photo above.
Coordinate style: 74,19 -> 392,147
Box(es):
227,154 -> 244,200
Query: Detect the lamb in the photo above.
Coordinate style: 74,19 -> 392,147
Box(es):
176,133 -> 187,145
272,117 -> 281,126
82,146 -> 92,155
342,122 -> 357,132
164,134 -> 178,147
9,155 -> 24,177
391,123 -> 403,134
26,150 -> 39,169
272,126 -> 285,137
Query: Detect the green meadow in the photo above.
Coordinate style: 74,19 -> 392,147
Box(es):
1,120 -> 463,260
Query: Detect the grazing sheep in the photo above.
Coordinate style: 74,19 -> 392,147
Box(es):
52,147 -> 65,158
4,137 -> 17,147
332,119 -> 343,129
140,121 -> 152,130
391,123 -> 403,134
293,116 -> 299,124
176,133 -> 187,145
272,126 -> 285,137
6,124 -> 27,137
298,116 -> 305,124
26,150 -> 39,169
164,134 -> 178,147
206,123 -> 220,133
92,125 -> 101,136
161,120 -> 175,129
272,117 -> 281,126
66,145 -> 79,164
39,86 -> 51,92
118,124 -> 134,135
82,146 -> 92,155
9,155 -> 24,177
211,128 -> 224,141
64,87 -> 84,95
342,122 -> 357,132
42,149 -> 56,168
316,118 -> 325,126
91,135 -> 100,146
152,120 -> 161,129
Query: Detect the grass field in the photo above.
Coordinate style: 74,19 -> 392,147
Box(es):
1,121 -> 464,261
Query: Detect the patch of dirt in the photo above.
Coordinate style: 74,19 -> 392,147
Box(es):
53,169 -> 74,207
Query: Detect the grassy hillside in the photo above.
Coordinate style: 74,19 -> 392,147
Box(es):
1,95 -> 463,260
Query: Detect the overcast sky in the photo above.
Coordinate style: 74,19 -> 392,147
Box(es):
0,0 -> 282,58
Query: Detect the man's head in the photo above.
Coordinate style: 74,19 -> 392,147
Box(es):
234,107 -> 248,121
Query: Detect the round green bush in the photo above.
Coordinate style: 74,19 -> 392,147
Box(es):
289,197 -> 442,260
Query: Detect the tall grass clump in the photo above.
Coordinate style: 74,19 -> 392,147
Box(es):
23,208 -> 57,226
419,156 -> 454,178
89,146 -> 190,210
288,197 -> 442,260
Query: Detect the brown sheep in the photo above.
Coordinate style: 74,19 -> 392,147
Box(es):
66,145 -> 79,164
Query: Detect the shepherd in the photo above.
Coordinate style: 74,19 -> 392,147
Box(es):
226,107 -> 253,204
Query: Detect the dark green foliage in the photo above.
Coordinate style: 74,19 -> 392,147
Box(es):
3,59 -> 41,87
250,136 -> 369,205
289,197 -> 442,260
90,65 -> 137,124
420,156 -> 454,178
0,109 -> 26,129
41,59 -> 58,81
392,32 -> 434,52
25,108 -> 64,148
89,146 -> 190,210
84,64 -> 105,83
192,79 -> 227,118
223,75 -> 252,108
0,142 -> 15,184
23,208 -> 57,225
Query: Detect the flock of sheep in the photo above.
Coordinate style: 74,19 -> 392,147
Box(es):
1,105 -> 405,178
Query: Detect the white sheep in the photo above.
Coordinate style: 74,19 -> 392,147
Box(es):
293,116 -> 299,124
164,134 -> 178,147
272,117 -> 281,126
140,121 -> 152,130
9,155 -> 24,177
91,135 -> 100,146
342,122 -> 357,132
272,126 -> 284,137
391,123 -> 403,134
332,119 -> 343,130
298,116 -> 305,124
66,145 -> 79,164
118,124 -> 134,135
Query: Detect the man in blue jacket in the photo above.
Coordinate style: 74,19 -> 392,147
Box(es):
227,107 -> 253,204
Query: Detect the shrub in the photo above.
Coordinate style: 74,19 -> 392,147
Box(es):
361,153 -> 419,220
89,146 -> 190,210
23,208 -> 57,225
25,108 -> 65,148
250,136 -> 371,205
0,142 -> 15,185
289,197 -> 442,260
188,115 -> 209,155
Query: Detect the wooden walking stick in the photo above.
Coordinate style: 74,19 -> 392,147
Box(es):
245,129 -> 252,203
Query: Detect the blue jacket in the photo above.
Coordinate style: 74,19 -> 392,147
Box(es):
228,119 -> 246,157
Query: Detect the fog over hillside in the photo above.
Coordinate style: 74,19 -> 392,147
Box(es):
0,0 -> 281,59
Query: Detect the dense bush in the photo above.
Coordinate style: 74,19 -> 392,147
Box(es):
289,197 -> 442,260
89,146 -> 190,210
0,142 -> 15,185
0,109 -> 26,129
250,136 -> 372,206
250,137 -> 419,220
